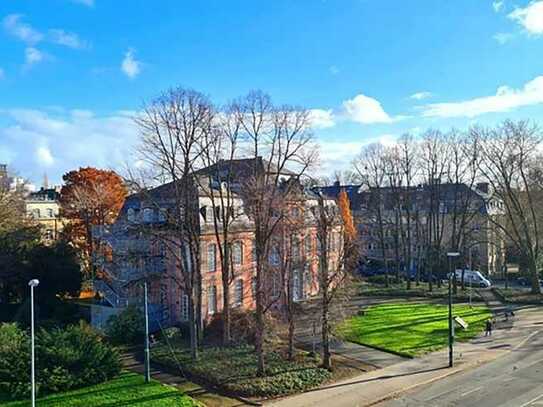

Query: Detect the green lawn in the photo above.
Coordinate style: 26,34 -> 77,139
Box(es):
337,303 -> 491,357
0,372 -> 199,407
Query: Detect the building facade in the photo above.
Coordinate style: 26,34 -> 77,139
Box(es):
93,158 -> 341,330
25,187 -> 65,243
320,181 -> 504,277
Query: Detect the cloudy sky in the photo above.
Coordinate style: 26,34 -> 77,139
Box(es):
1,0 -> 543,185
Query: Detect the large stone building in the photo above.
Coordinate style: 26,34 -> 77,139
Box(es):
92,158 -> 342,330
25,187 -> 65,243
319,181 -> 504,277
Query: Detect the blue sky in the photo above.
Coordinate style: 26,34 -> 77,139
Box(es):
1,0 -> 543,185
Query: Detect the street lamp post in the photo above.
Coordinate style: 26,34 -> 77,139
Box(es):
28,279 -> 40,407
446,252 -> 460,368
144,281 -> 150,383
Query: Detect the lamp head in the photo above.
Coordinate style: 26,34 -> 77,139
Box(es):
28,279 -> 40,287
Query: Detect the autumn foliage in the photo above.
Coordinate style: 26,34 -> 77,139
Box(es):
59,167 -> 126,278
338,189 -> 357,242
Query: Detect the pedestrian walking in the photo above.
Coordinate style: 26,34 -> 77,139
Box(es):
485,319 -> 492,336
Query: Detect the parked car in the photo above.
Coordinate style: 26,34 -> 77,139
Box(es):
451,269 -> 491,288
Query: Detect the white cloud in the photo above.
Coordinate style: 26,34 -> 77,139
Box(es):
2,14 -> 43,44
121,49 -> 141,79
0,108 -> 139,183
409,91 -> 432,100
329,65 -> 340,75
421,75 -> 543,118
308,109 -> 335,129
493,32 -> 514,44
36,146 -> 54,166
342,93 -> 394,124
70,0 -> 95,6
48,29 -> 85,49
493,1 -> 505,13
509,1 -> 543,35
24,47 -> 45,67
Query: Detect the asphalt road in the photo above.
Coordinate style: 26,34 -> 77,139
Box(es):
381,330 -> 543,407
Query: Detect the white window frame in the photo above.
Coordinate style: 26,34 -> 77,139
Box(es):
234,279 -> 243,306
208,285 -> 217,315
180,294 -> 189,322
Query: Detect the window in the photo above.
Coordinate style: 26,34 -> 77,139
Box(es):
208,243 -> 216,272
292,207 -> 300,217
270,243 -> 280,266
45,229 -> 54,240
232,242 -> 243,265
252,277 -> 257,299
208,285 -> 217,315
305,235 -> 312,256
251,240 -> 257,262
293,270 -> 302,302
127,208 -> 135,222
46,208 -> 54,218
158,208 -> 167,223
234,279 -> 243,306
180,294 -> 189,321
143,208 -> 154,223
32,209 -> 40,219
271,274 -> 280,298
291,236 -> 301,261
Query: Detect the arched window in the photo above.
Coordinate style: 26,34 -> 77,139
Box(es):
234,279 -> 243,306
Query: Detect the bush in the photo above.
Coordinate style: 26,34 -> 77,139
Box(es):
366,275 -> 404,285
0,322 -> 121,400
105,304 -> 144,345
205,308 -> 283,345
152,344 -> 331,397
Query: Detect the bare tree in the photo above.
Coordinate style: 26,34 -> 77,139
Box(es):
133,87 -> 215,359
353,143 -> 392,286
233,91 -> 318,375
471,120 -> 543,294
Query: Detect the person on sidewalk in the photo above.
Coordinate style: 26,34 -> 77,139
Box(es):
485,319 -> 493,336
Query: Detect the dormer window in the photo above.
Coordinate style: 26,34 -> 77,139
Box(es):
143,208 -> 154,223
127,208 -> 136,222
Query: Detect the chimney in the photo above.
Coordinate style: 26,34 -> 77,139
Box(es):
476,182 -> 489,194
333,180 -> 340,187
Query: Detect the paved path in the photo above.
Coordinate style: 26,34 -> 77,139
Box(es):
268,303 -> 543,407
121,351 -> 246,407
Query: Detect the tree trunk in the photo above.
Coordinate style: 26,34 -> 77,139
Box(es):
222,257 -> 231,345
189,292 -> 199,361
528,259 -> 541,294
321,293 -> 332,370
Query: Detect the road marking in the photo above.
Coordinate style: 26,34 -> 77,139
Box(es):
460,386 -> 482,397
519,393 -> 543,407
521,358 -> 543,370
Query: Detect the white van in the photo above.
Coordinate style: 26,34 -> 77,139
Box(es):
453,269 -> 491,288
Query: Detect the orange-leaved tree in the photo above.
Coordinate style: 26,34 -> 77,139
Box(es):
60,167 -> 127,280
338,189 -> 357,243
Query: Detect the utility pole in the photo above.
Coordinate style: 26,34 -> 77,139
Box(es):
144,281 -> 150,383
28,279 -> 40,407
447,252 -> 459,368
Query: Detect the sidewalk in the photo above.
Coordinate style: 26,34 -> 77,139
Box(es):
268,305 -> 543,407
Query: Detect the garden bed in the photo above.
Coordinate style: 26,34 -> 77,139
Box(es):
336,302 -> 491,357
151,343 -> 331,398
0,371 -> 199,407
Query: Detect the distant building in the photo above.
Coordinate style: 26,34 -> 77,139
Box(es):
25,186 -> 65,243
318,181 -> 505,276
